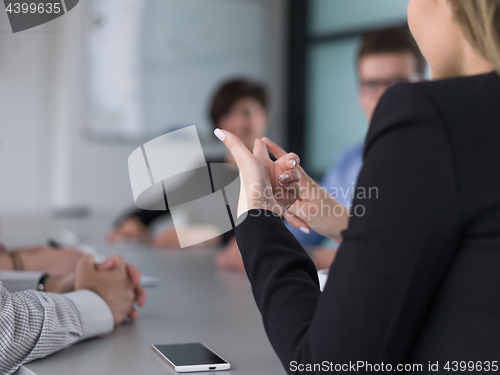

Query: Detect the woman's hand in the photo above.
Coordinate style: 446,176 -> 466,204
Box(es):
263,138 -> 350,243
214,129 -> 302,218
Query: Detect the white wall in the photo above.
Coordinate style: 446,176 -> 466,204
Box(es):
0,13 -> 55,212
0,0 -> 286,216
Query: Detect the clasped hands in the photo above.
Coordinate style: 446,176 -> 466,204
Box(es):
214,129 -> 350,243
46,254 -> 147,327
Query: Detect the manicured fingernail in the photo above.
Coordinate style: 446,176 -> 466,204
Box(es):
280,173 -> 289,181
262,137 -> 269,141
299,227 -> 310,234
290,159 -> 297,168
214,128 -> 226,142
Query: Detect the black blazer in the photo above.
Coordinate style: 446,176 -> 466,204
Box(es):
235,71 -> 500,374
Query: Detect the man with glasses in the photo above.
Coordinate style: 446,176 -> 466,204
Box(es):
290,27 -> 427,268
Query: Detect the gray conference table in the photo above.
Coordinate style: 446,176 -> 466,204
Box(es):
17,245 -> 286,375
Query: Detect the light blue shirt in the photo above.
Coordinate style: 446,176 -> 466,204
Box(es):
288,142 -> 364,247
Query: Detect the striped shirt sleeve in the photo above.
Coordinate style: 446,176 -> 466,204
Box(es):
0,271 -> 45,293
0,282 -> 113,375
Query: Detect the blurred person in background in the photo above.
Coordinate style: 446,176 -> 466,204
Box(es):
289,27 -> 427,269
107,78 -> 268,272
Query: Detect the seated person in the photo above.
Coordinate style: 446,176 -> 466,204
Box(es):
107,78 -> 269,271
0,253 -> 147,374
0,222 -> 147,373
288,27 -> 426,270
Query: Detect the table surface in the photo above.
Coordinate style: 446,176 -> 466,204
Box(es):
3,212 -> 286,375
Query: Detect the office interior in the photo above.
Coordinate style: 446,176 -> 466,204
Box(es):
0,0 -> 428,373
0,0 -> 412,225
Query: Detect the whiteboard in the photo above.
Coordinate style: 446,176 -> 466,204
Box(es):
86,0 -> 269,140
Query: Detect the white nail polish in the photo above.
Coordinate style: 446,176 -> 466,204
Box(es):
214,128 -> 226,142
280,173 -> 290,181
299,227 -> 310,234
290,159 -> 297,168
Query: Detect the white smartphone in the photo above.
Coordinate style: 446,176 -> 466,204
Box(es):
151,343 -> 231,372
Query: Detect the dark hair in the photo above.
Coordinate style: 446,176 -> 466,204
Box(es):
358,27 -> 427,75
209,78 -> 268,127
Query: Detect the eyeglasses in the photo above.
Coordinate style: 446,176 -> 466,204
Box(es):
359,74 -> 423,96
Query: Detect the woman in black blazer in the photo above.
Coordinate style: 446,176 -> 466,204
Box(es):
213,0 -> 500,373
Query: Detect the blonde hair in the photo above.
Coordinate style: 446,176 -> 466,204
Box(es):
451,0 -> 500,74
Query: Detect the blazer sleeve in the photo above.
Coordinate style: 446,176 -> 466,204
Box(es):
235,83 -> 462,373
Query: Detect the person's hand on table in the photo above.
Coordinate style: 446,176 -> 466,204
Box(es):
214,129 -> 302,217
124,262 -> 148,321
41,255 -> 147,322
262,138 -> 349,243
107,217 -> 150,244
215,237 -> 245,273
43,271 -> 77,293
13,246 -> 82,276
74,254 -> 147,326
96,256 -> 148,322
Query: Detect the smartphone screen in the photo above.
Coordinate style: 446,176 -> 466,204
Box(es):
152,343 -> 230,372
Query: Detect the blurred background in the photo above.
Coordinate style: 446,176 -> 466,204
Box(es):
0,0 -> 410,240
